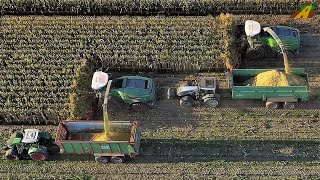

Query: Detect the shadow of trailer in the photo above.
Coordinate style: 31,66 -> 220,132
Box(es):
55,120 -> 141,164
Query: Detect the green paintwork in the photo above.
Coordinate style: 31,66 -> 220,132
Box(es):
228,68 -> 309,101
108,76 -> 156,106
252,26 -> 300,53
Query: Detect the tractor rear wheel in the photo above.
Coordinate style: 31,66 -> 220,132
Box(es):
204,98 -> 219,108
284,102 -> 295,109
130,103 -> 147,112
5,149 -> 20,160
266,102 -> 279,109
29,148 -> 48,161
95,156 -> 109,164
110,156 -> 124,164
179,96 -> 193,108
246,47 -> 266,60
48,144 -> 60,155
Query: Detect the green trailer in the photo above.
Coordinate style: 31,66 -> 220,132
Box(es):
228,68 -> 309,109
55,121 -> 141,163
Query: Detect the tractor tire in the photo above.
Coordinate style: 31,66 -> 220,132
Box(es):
95,156 -> 109,164
246,47 -> 266,60
204,98 -> 219,108
130,103 -> 147,112
48,144 -> 61,155
284,102 -> 295,109
179,96 -> 193,108
29,147 -> 48,161
110,156 -> 125,164
167,87 -> 177,99
276,50 -> 294,60
266,102 -> 279,109
5,149 -> 20,160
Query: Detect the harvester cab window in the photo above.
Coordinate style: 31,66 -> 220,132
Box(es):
111,79 -> 123,89
126,79 -> 148,89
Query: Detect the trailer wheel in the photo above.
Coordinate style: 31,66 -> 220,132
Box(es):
5,149 -> 20,160
204,98 -> 219,108
284,102 -> 295,109
179,96 -> 193,108
95,156 -> 109,164
266,102 -> 279,109
130,103 -> 147,112
110,156 -> 124,164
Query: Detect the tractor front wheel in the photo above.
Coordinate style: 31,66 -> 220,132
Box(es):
204,98 -> 219,108
179,96 -> 193,108
29,148 -> 48,161
5,149 -> 20,160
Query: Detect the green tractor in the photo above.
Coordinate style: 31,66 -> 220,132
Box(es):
4,129 -> 60,161
244,20 -> 301,60
92,72 -> 156,112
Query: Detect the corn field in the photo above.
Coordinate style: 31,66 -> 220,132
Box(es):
0,15 -> 233,123
0,0 -> 311,15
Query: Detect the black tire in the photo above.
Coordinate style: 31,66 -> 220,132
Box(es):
5,149 -> 20,160
130,103 -> 147,112
204,98 -> 219,108
110,156 -> 124,164
29,148 -> 48,161
284,102 -> 295,109
179,96 -> 193,108
167,87 -> 177,99
276,50 -> 294,60
246,47 -> 266,60
95,156 -> 109,164
266,102 -> 279,109
48,144 -> 60,155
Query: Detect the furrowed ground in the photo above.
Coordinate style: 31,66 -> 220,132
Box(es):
0,15 -> 320,178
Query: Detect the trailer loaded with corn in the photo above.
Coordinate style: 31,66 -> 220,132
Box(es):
55,121 -> 141,164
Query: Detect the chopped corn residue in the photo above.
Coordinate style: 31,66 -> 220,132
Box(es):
245,70 -> 306,86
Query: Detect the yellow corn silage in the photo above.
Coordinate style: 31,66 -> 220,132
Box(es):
91,108 -> 110,141
245,69 -> 306,86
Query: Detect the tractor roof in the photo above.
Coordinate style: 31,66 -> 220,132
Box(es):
121,76 -> 151,80
22,129 -> 40,143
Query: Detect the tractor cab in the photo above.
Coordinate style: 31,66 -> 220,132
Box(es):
22,129 -> 40,144
199,77 -> 218,94
168,77 -> 220,108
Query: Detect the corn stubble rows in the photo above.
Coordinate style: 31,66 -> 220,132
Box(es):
1,160 -> 320,179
